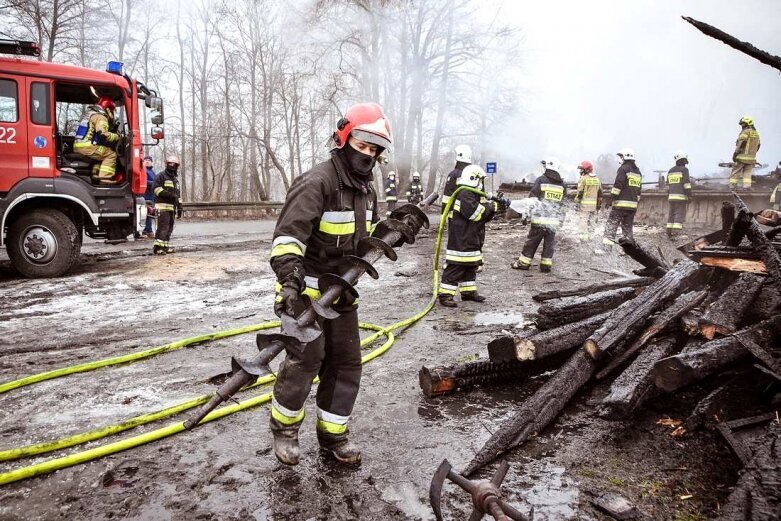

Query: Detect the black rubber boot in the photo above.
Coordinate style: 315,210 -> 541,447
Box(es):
270,417 -> 301,466
317,430 -> 361,464
153,245 -> 166,255
461,293 -> 486,303
438,294 -> 457,308
540,264 -> 552,273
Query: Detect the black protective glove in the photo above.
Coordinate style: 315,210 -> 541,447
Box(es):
176,206 -> 183,219
274,281 -> 307,318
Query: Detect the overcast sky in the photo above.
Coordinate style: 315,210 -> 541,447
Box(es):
493,0 -> 781,182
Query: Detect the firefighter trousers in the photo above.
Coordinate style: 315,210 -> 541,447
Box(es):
272,309 -> 362,428
603,208 -> 635,246
729,162 -> 753,188
440,263 -> 479,296
578,210 -> 598,241
666,201 -> 687,233
386,200 -> 397,216
75,144 -> 117,182
518,224 -> 556,268
154,210 -> 175,251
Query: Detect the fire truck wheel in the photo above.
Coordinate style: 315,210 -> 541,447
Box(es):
7,209 -> 81,278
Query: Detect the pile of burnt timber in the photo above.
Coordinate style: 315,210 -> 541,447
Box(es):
421,194 -> 780,515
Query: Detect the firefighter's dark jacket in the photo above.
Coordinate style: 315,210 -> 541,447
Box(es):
667,162 -> 692,201
445,188 -> 496,265
270,151 -> 379,303
384,177 -> 398,200
528,170 -> 566,226
609,161 -> 642,211
441,161 -> 470,212
152,169 -> 181,210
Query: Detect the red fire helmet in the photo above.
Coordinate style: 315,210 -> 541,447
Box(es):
97,96 -> 116,112
578,160 -> 594,174
333,103 -> 392,150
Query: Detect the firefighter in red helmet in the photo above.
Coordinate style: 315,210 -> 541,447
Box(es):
575,160 -> 602,241
268,102 -> 400,466
73,96 -> 120,184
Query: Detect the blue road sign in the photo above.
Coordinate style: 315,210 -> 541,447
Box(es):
485,162 -> 497,174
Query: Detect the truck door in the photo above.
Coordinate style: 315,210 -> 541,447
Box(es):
0,74 -> 27,192
26,78 -> 55,178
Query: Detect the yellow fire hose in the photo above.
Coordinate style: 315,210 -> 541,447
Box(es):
0,187 -> 483,486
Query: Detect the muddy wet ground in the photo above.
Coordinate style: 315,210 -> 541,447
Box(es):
0,214 -> 742,520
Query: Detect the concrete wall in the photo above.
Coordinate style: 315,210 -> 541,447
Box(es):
501,188 -> 773,227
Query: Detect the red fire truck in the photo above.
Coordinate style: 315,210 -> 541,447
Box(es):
0,40 -> 164,277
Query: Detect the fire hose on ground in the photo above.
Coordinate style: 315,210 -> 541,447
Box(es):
0,190 -> 465,486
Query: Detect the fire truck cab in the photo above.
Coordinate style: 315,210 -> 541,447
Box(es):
0,40 -> 164,277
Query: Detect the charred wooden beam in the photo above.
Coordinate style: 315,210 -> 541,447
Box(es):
531,277 -> 654,302
653,315 -> 781,392
535,288 -> 636,330
715,416 -> 779,520
681,376 -> 742,434
698,273 -> 765,339
734,192 -> 781,283
722,201 -> 736,236
490,312 -> 609,362
584,260 -> 701,360
618,237 -> 669,277
746,282 -> 781,322
596,290 -> 707,379
418,354 -> 569,398
464,349 -> 596,476
726,209 -> 752,247
598,336 -> 681,420
682,16 -> 781,72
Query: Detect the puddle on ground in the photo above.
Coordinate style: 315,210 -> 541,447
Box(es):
473,311 -> 527,328
512,460 -> 581,520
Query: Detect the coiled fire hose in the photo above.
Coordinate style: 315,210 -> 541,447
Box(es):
0,186 -> 485,485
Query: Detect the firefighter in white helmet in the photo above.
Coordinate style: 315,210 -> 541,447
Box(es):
384,171 -> 398,216
603,148 -> 642,247
152,154 -> 183,254
406,171 -> 423,204
665,151 -> 692,238
441,145 -> 473,214
511,158 -> 566,272
439,165 -> 497,307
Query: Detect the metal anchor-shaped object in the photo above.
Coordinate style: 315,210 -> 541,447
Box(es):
430,459 -> 532,521
184,199 -> 432,430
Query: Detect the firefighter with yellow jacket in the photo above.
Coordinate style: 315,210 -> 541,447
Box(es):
575,160 -> 602,241
730,116 -> 760,189
73,96 -> 119,184
439,165 -> 496,307
666,151 -> 692,238
268,103 -> 401,466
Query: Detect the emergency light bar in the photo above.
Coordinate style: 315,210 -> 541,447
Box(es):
106,61 -> 124,75
0,39 -> 41,57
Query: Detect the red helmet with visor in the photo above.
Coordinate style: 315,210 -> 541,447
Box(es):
333,103 -> 392,151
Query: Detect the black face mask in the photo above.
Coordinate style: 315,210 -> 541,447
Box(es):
166,164 -> 179,175
342,142 -> 377,177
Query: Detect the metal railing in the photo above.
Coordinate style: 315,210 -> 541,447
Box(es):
181,201 -> 284,213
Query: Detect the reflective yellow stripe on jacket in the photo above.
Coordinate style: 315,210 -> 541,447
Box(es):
318,210 -> 373,235
270,236 -> 306,258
